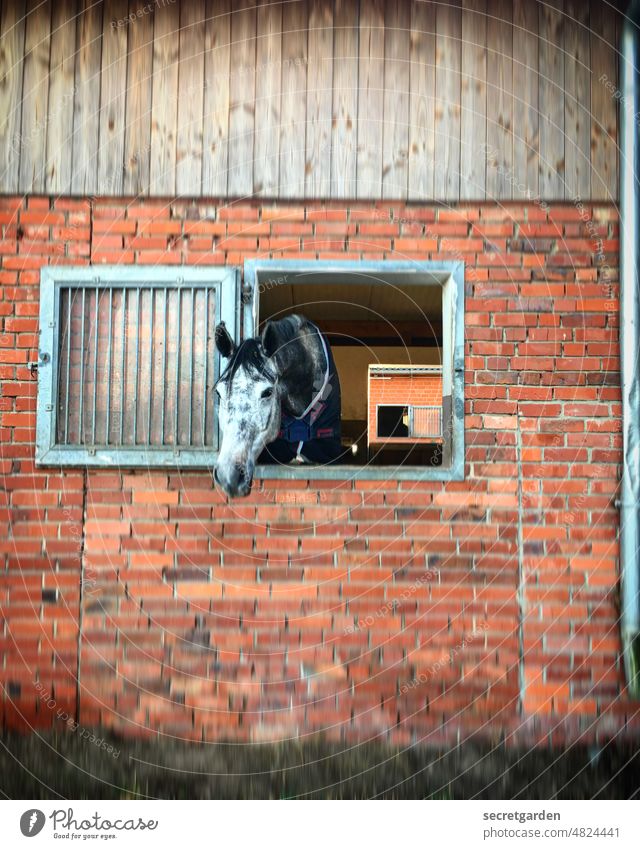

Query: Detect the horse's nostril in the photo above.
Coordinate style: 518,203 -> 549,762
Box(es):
215,463 -> 251,496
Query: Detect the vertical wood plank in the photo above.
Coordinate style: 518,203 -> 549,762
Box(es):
254,0 -> 282,196
149,0 -> 179,196
203,0 -> 230,196
98,0 -> 128,195
19,0 -> 51,193
460,0 -> 486,199
564,0 -> 590,200
434,0 -> 461,200
0,0 -> 26,192
305,0 -> 333,197
356,0 -> 383,199
539,0 -> 565,198
176,0 -> 205,195
331,0 -> 358,199
590,0 -> 617,201
408,0 -> 435,201
512,0 -> 539,199
280,0 -> 308,198
45,0 -> 76,194
123,0 -> 153,195
71,0 -> 102,195
382,2 -> 410,198
485,0 -> 512,199
228,0 -> 256,197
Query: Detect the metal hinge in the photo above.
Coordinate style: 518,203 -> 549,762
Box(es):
28,351 -> 50,377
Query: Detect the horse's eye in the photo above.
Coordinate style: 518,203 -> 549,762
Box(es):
261,388 -> 274,400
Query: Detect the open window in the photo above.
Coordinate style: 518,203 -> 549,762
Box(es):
35,266 -> 240,466
244,260 -> 464,481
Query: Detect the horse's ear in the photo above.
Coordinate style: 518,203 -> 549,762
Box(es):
262,315 -> 303,371
261,320 -> 280,359
214,322 -> 236,359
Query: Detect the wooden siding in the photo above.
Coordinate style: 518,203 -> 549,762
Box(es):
0,0 -> 621,200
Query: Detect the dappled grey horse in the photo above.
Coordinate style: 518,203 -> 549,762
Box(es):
213,314 -> 342,497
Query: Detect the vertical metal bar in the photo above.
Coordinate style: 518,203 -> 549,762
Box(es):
173,287 -> 182,446
119,289 -> 127,445
105,288 -> 113,445
132,288 -> 140,444
160,288 -> 167,443
147,288 -> 154,445
187,288 -> 195,445
201,288 -> 209,446
63,289 -> 71,444
92,287 -> 99,445
133,288 -> 140,445
78,288 -> 86,443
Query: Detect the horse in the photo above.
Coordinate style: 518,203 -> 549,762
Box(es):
213,314 -> 342,497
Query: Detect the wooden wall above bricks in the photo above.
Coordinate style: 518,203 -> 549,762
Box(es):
0,0 -> 621,202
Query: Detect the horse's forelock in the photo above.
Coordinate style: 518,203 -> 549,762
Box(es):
221,337 -> 276,387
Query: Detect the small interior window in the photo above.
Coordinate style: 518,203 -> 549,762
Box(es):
376,405 -> 409,439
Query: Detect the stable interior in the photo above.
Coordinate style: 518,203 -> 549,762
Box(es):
257,270 -> 444,466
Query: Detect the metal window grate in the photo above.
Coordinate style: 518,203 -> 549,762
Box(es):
56,286 -> 217,448
36,267 -> 240,467
409,405 -> 442,438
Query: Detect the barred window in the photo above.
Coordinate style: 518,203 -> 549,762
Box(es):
36,267 -> 240,467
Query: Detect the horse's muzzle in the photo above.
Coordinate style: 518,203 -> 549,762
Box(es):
214,462 -> 253,498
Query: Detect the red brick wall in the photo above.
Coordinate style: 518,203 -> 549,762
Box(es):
1,195 -> 637,746
0,197 -> 88,731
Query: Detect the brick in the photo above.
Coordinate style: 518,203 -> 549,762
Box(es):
132,490 -> 179,505
261,206 -> 305,221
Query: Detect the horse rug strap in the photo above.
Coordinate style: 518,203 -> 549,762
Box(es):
278,326 -> 340,445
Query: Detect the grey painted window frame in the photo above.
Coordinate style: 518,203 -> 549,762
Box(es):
244,259 -> 465,482
35,265 -> 240,468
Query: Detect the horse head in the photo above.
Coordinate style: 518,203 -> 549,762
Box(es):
212,325 -> 276,497
213,315 -> 316,497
